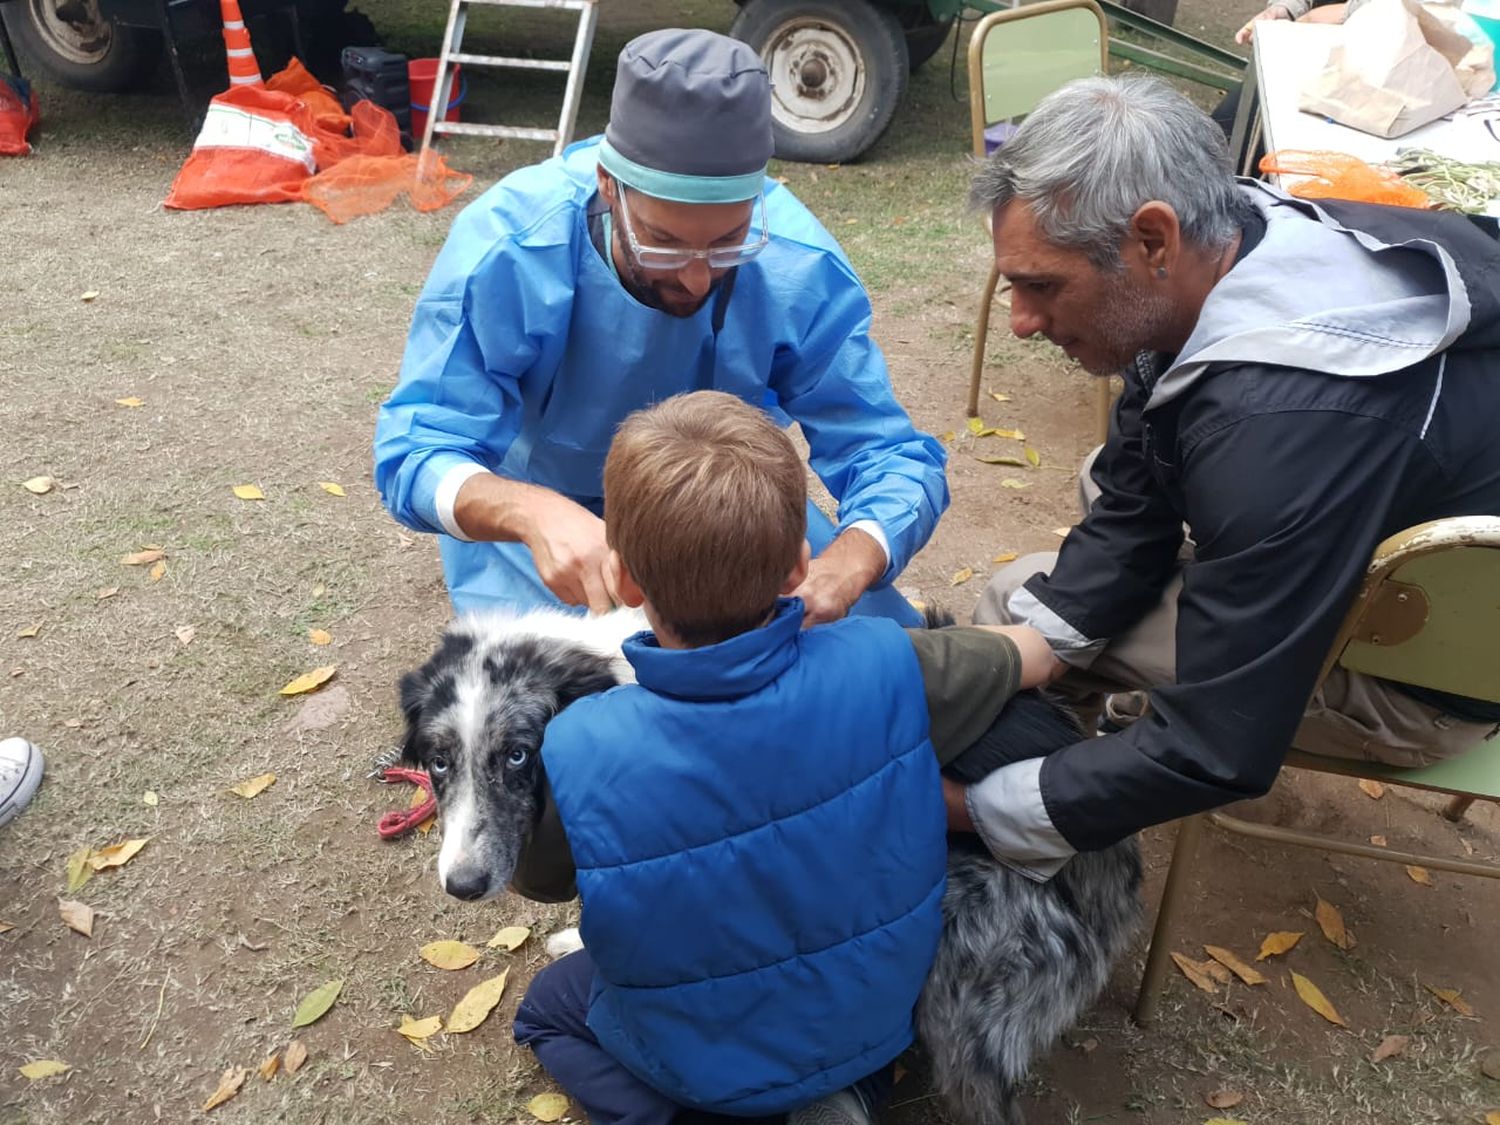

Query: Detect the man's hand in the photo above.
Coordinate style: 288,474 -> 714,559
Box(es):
453,474 -> 615,614
791,526 -> 887,627
521,493 -> 615,614
1235,3 -> 1290,43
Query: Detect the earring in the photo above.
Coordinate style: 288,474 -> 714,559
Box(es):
1155,267 -> 1168,280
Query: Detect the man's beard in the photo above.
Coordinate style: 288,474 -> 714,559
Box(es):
1082,276 -> 1178,377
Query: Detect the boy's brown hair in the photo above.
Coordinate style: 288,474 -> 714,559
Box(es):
604,391 -> 806,647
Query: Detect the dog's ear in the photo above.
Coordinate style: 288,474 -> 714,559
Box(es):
554,664 -> 620,713
398,670 -> 428,764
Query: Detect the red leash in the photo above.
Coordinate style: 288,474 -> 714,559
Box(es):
375,765 -> 437,839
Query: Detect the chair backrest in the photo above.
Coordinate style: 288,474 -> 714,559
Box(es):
1322,517 -> 1500,704
967,0 -> 1109,158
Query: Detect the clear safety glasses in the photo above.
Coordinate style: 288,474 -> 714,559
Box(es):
616,188 -> 769,271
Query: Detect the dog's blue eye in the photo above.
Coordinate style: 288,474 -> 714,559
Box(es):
506,749 -> 528,768
429,755 -> 449,775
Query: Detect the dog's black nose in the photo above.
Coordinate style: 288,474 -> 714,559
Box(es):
444,866 -> 491,902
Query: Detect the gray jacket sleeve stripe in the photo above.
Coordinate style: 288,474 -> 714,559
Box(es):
963,757 -> 1076,882
1008,586 -> 1107,669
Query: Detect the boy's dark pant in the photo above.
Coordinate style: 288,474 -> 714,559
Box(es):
514,950 -> 893,1125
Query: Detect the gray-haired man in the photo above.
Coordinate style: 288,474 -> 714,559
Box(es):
947,74 -> 1500,879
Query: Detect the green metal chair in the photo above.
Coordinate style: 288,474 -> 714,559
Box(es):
1134,516 -> 1500,1026
965,0 -> 1114,440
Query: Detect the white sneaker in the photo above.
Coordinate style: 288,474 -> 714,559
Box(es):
788,1088 -> 874,1125
0,738 -> 44,828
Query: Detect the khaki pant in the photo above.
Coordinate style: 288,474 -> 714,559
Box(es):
973,451 -> 1496,769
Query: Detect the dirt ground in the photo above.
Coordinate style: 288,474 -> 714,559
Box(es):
3,3 -> 1499,1124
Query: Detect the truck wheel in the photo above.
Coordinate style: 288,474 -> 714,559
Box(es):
731,0 -> 908,165
903,14 -> 954,70
3,0 -> 161,91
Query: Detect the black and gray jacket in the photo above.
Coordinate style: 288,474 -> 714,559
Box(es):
968,181 -> 1500,879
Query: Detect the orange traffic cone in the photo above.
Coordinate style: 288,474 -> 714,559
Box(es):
220,0 -> 263,89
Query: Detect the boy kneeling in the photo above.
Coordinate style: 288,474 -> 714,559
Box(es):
514,391 -> 1056,1124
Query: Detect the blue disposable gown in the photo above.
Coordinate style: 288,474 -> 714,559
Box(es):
374,137 -> 948,616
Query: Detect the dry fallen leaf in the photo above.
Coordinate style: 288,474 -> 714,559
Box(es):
1203,1119 -> 1250,1125
950,567 -> 974,587
1000,478 -> 1030,490
1202,960 -> 1234,985
22,476 -> 55,495
1406,865 -> 1433,886
396,1014 -> 443,1043
19,1059 -> 71,1080
308,628 -> 332,646
1170,952 -> 1220,993
283,1040 -> 308,1074
258,1052 -> 281,1081
1256,930 -> 1304,960
120,548 -> 166,567
1370,1034 -> 1409,1063
991,551 -> 1019,564
318,481 -> 345,497
420,940 -> 482,971
291,979 -> 343,1028
527,1093 -> 571,1122
1485,1113 -> 1500,1125
58,898 -> 94,938
1052,526 -> 1070,538
280,665 -> 337,696
143,791 -> 159,807
1024,446 -> 1042,468
115,396 -> 144,408
1291,971 -> 1347,1027
1370,835 -> 1388,847
65,847 -> 94,892
994,427 -> 1025,440
1315,896 -> 1355,950
175,625 -> 196,646
0,921 -> 14,934
16,623 -> 41,639
410,785 -> 437,835
967,417 -> 986,436
1426,984 -> 1476,1016
1358,779 -> 1385,800
1481,1052 -> 1500,1081
202,1066 -> 249,1111
80,290 -> 100,302
1204,1089 -> 1244,1109
1204,945 -> 1268,986
148,560 -> 166,582
939,430 -> 956,443
487,925 -> 531,951
232,483 -> 265,501
989,391 -> 1012,403
230,773 -> 276,799
976,454 -> 1027,467
447,969 -> 510,1034
87,837 -> 150,871
97,586 -> 120,601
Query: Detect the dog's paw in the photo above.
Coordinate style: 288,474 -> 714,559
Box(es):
545,927 -> 584,959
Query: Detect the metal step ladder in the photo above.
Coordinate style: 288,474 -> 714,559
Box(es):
419,0 -> 598,160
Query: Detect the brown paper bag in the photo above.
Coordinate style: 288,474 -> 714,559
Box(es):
1423,1 -> 1498,97
1299,0 -> 1474,137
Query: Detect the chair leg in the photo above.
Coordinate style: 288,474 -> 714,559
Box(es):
1133,814 -> 1205,1027
1442,795 -> 1477,823
967,262 -> 1002,418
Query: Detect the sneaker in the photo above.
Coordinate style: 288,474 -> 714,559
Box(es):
1099,691 -> 1150,734
0,738 -> 44,828
788,1088 -> 874,1125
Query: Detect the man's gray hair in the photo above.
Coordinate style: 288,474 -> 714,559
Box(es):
970,73 -> 1246,269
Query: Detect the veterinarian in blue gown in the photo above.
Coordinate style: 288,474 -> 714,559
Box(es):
375,29 -> 947,626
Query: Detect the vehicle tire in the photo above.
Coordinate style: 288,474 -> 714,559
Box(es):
3,0 -> 161,92
731,0 -> 909,165
902,14 -> 954,71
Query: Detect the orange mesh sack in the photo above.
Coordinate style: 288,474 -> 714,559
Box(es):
1258,150 -> 1432,209
1,74 -> 41,156
164,83 -> 319,209
300,142 -> 473,224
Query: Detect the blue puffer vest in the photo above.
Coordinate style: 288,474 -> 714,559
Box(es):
542,599 -> 947,1115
